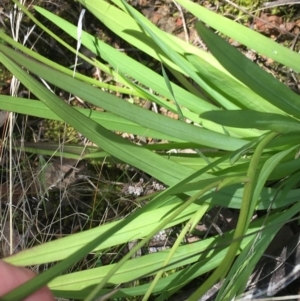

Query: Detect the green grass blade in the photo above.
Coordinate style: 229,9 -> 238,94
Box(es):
10,7 -> 261,138
0,96 -> 185,142
201,110 -> 300,134
118,0 -> 245,113
218,145 -> 300,300
142,204 -> 209,301
33,6 -> 217,114
45,214 -> 280,299
254,145 -> 300,205
195,22 -> 300,118
185,53 -> 284,114
176,0 -> 300,73
0,50 -> 194,187
189,132 -> 279,301
0,44 -> 247,151
161,64 -> 184,121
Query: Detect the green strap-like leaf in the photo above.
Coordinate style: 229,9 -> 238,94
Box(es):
195,22 -> 300,118
176,0 -> 300,73
0,50 -> 194,187
201,110 -> 300,134
0,96 -> 185,142
0,44 -> 246,151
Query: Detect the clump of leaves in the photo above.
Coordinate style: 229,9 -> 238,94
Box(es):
1,0 -> 300,301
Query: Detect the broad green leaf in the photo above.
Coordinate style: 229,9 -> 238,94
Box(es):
217,146 -> 300,300
31,6 -> 218,115
0,28 -> 209,130
0,44 -> 247,151
48,229 -> 242,299
186,53 -> 285,115
201,110 -> 300,134
74,0 -> 229,75
0,96 -> 185,142
46,213 -> 288,299
195,22 -> 300,118
176,0 -> 300,73
254,145 -> 300,205
0,49 -> 195,188
11,6 -> 262,138
116,0 -> 244,115
188,132 -> 279,301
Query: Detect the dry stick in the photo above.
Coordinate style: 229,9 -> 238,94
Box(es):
263,0 -> 300,8
173,1 -> 189,43
8,0 -> 25,256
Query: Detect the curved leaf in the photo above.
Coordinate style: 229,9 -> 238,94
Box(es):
201,110 -> 300,133
176,0 -> 300,73
195,22 -> 300,118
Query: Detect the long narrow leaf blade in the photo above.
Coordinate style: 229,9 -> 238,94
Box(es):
201,110 -> 300,133
0,51 -> 193,186
0,44 -> 247,151
176,0 -> 300,73
195,22 -> 300,118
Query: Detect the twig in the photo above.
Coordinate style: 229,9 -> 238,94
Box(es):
263,0 -> 300,8
173,1 -> 189,43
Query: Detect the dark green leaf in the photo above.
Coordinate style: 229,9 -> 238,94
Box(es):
201,110 -> 300,133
